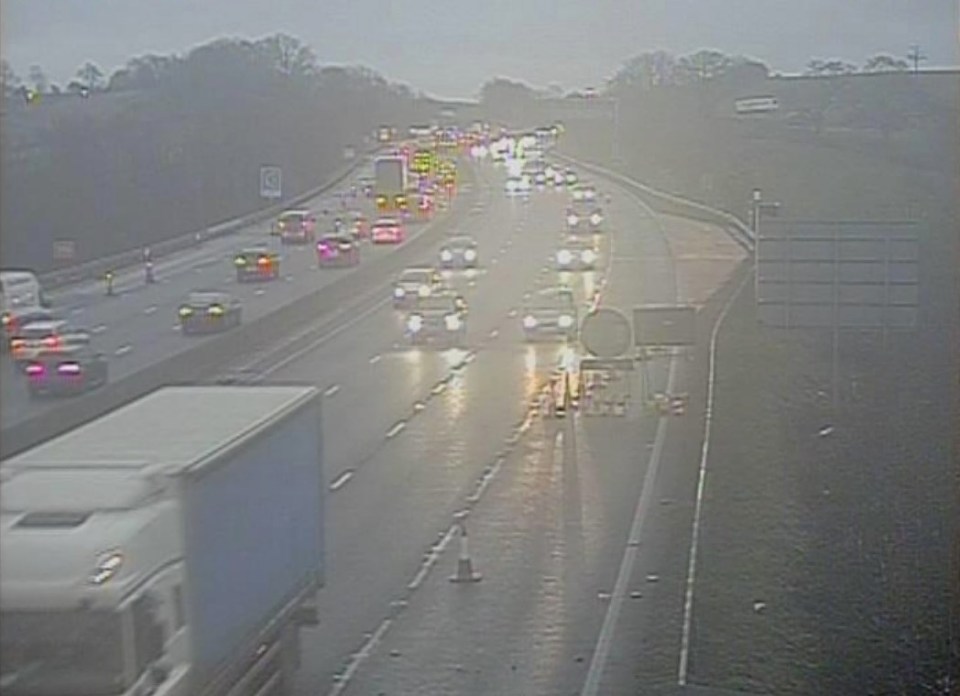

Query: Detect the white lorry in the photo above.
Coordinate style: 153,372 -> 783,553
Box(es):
0,385 -> 325,696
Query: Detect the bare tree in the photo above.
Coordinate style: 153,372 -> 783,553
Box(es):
676,50 -> 733,84
863,55 -> 909,73
76,62 -> 105,90
1,59 -> 21,96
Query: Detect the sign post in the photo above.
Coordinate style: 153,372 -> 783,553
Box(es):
259,165 -> 282,200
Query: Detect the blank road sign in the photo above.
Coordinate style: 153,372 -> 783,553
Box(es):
53,240 -> 76,261
633,305 -> 697,346
757,221 -> 920,329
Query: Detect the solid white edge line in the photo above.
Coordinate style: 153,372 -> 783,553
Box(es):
329,470 -> 354,492
326,618 -> 393,696
676,268 -> 752,686
580,355 -> 678,696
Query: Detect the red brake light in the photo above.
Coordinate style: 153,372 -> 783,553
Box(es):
25,363 -> 44,377
257,256 -> 271,267
42,336 -> 60,349
57,362 -> 82,375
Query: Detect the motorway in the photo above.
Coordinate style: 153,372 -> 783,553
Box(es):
0,156 -> 475,430
199,157 -> 741,694
3,147 -> 744,693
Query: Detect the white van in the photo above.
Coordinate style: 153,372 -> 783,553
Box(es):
0,270 -> 48,315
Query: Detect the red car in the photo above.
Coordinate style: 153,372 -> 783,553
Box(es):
371,217 -> 405,244
316,234 -> 361,267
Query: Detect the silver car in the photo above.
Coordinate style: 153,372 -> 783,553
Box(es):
566,202 -> 605,234
393,267 -> 445,308
439,235 -> 479,268
521,287 -> 579,341
405,293 -> 468,345
555,236 -> 599,271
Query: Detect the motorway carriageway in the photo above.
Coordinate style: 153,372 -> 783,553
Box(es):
0,157 -> 476,430
199,157 -> 741,694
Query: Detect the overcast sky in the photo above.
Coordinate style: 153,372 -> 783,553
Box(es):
2,0 -> 957,98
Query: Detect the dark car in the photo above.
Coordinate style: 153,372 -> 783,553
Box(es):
2,306 -> 55,353
316,233 -> 361,267
178,291 -> 243,335
234,246 -> 280,282
25,345 -> 108,397
439,235 -> 479,268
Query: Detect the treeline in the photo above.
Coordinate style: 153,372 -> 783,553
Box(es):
1,35 -> 431,271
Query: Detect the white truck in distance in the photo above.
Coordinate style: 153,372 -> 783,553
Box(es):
0,385 -> 325,696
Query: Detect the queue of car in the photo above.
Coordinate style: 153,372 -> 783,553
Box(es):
6,151 -> 595,400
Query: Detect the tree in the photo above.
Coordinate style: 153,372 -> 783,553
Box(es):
256,34 -> 316,77
607,51 -> 677,93
863,54 -> 909,73
1,59 -> 21,97
109,54 -> 177,91
28,65 -> 48,93
676,50 -> 733,84
76,62 -> 105,90
806,59 -> 857,76
478,77 -> 538,105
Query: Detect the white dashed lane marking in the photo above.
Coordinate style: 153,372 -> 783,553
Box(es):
324,384 -> 341,397
114,345 -> 132,356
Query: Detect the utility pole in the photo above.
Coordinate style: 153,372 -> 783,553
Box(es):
906,44 -> 927,74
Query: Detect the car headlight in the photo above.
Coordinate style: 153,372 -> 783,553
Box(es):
558,314 -> 574,329
567,215 -> 579,227
582,249 -> 597,264
394,286 -> 406,298
441,249 -> 453,262
179,307 -> 193,317
557,249 -> 573,265
234,257 -> 247,266
208,305 -> 225,316
407,315 -> 423,332
463,249 -> 477,261
590,213 -> 603,226
444,314 -> 462,331
418,284 -> 432,298
523,315 -> 538,329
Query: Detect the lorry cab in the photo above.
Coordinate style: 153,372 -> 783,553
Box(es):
0,386 -> 324,696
